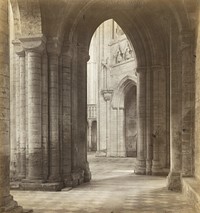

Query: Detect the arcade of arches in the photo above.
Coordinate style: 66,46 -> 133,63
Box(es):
1,0 -> 200,212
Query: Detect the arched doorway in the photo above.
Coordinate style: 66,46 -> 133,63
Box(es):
125,85 -> 137,157
91,121 -> 97,151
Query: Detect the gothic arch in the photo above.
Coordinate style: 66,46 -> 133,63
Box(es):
112,75 -> 137,109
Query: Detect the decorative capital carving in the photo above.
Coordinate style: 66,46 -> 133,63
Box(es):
12,40 -> 24,57
19,34 -> 46,53
101,90 -> 113,101
88,119 -> 93,127
47,37 -> 62,56
136,67 -> 146,74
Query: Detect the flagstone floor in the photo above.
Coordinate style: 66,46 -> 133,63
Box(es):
11,152 -> 197,213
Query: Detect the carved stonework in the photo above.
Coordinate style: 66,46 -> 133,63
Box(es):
101,90 -> 113,101
12,40 -> 25,56
112,40 -> 134,65
19,34 -> 46,53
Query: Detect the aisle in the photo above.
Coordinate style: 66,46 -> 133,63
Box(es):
11,153 -> 196,213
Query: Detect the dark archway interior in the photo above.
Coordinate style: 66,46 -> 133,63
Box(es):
125,85 -> 137,157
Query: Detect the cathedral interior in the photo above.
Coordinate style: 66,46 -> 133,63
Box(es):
1,0 -> 200,212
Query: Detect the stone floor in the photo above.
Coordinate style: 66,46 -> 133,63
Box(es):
11,152 -> 197,213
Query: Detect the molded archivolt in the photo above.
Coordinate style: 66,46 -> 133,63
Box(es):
68,0 -> 195,68
112,75 -> 137,109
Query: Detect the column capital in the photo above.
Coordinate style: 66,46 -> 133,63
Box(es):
136,66 -> 147,74
88,119 -> 93,127
101,89 -> 113,101
19,34 -> 46,53
12,40 -> 25,57
47,37 -> 62,56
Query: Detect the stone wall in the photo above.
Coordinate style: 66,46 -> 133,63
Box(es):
195,7 -> 200,180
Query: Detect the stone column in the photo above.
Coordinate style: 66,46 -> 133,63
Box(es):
88,120 -> 92,151
102,90 -> 113,156
13,40 -> 26,179
0,0 -> 23,211
77,46 -> 91,183
13,45 -> 20,179
180,32 -> 194,177
167,28 -> 183,191
135,67 -> 146,174
62,45 -> 73,186
47,40 -> 61,183
19,35 -> 46,183
118,108 -> 126,157
146,67 -> 152,175
152,65 -> 164,175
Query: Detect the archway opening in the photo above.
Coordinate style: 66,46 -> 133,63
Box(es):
125,84 -> 137,157
87,19 -> 137,180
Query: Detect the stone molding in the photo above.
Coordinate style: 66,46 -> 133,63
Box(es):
47,37 -> 62,55
19,34 -> 46,53
101,89 -> 113,101
151,65 -> 165,72
178,30 -> 193,53
12,40 -> 25,57
63,43 -> 75,59
136,66 -> 146,73
77,45 -> 90,62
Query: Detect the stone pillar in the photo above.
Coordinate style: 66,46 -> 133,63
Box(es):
41,53 -> 49,181
180,32 -> 194,177
167,29 -> 183,191
135,67 -> 146,174
62,46 -> 73,186
47,40 -> 61,183
13,46 -> 20,179
152,66 -> 164,175
102,90 -> 113,156
19,35 -> 46,183
77,46 -> 91,183
0,0 -> 23,211
13,40 -> 26,179
118,108 -> 126,157
152,136 -> 162,175
146,67 -> 152,175
88,120 -> 92,151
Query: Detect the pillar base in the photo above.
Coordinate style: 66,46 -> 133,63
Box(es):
146,160 -> 152,175
1,195 -> 23,213
20,179 -> 63,191
84,161 -> 91,182
71,169 -> 85,187
152,160 -> 164,176
63,174 -> 73,187
2,206 -> 23,213
135,159 -> 146,175
167,171 -> 182,191
95,150 -> 107,157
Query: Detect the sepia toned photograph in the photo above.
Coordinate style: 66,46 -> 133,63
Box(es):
0,0 -> 200,212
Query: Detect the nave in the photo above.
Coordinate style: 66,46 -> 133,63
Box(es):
12,153 -> 196,213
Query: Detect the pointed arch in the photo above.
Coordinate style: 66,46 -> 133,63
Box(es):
112,75 -> 137,109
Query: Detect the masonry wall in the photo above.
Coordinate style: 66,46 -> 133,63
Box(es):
195,9 -> 200,180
